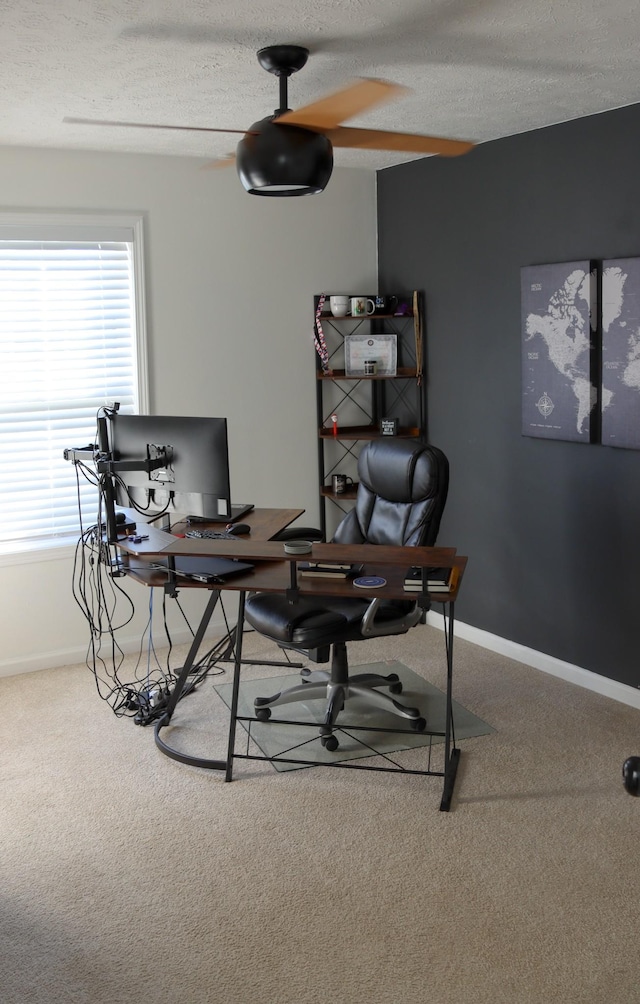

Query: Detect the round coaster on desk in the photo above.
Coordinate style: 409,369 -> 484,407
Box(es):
283,540 -> 313,555
353,575 -> 387,589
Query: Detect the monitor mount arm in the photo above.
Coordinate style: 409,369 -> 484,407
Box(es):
94,453 -> 170,476
64,415 -> 171,547
95,416 -> 172,544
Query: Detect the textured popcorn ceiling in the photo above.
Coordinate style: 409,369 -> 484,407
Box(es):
2,0 -> 640,169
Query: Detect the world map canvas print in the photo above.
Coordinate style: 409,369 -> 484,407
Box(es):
601,257 -> 640,449
521,261 -> 597,443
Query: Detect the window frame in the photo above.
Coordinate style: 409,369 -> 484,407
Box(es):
0,211 -> 149,564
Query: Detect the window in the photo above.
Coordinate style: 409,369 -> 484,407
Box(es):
0,214 -> 148,551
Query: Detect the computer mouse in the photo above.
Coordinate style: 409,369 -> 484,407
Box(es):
227,522 -> 251,535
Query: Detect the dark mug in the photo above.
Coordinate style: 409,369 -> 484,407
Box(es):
331,474 -> 354,495
374,295 -> 398,315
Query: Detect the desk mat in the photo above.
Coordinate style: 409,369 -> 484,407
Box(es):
215,660 -> 494,772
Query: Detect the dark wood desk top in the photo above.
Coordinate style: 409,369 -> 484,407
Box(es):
115,506 -> 466,602
123,554 -> 467,602
168,507 -> 305,542
117,514 -> 467,603
114,506 -> 304,552
120,531 -> 457,566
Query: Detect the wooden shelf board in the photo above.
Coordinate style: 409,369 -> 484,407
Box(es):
319,312 -> 414,320
319,426 -> 421,440
320,485 -> 359,500
317,367 -> 418,380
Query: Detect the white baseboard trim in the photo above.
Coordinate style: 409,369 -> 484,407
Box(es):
426,610 -> 640,712
0,619 -> 227,679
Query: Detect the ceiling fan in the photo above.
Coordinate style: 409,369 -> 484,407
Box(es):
65,44 -> 474,197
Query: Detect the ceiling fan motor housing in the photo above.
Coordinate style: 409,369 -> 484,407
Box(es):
236,116 -> 333,196
256,45 -> 309,76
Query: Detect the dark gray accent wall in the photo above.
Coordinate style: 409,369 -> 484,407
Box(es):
377,103 -> 640,689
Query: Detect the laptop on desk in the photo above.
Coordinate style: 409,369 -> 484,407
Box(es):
160,555 -> 254,584
228,503 -> 255,522
189,503 -> 255,524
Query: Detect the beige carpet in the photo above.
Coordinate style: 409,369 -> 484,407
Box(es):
1,623 -> 639,1004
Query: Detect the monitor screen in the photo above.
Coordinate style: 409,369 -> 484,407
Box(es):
106,413 -> 234,521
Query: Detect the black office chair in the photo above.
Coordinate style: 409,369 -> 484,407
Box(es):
272,526 -> 324,543
244,439 -> 449,750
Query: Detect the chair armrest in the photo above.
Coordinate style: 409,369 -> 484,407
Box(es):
360,597 -> 423,638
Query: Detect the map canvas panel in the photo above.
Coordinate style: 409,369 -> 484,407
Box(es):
601,257 -> 640,449
521,261 -> 597,443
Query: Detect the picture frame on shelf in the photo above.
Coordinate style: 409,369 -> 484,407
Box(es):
345,334 -> 397,377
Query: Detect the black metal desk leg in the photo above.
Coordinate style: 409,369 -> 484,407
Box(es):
163,589 -> 221,721
225,590 -> 246,782
440,601 -> 460,812
154,589 -> 228,770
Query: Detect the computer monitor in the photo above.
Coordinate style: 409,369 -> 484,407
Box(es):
105,413 -> 252,523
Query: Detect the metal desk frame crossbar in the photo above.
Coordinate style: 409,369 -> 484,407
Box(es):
226,593 -> 461,811
117,530 -> 467,811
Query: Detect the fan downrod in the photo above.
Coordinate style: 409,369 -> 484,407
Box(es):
257,45 -> 309,77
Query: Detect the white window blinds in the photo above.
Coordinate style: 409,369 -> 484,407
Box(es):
0,217 -> 147,547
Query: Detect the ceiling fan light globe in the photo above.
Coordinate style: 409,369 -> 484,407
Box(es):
236,117 -> 333,196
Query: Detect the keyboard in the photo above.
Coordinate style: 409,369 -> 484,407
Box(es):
185,529 -> 238,540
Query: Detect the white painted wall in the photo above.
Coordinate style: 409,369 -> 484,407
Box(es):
0,146 -> 377,676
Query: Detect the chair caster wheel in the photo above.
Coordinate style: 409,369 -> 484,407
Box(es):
410,717 -> 427,732
389,682 -> 403,694
255,707 -> 271,722
321,734 -> 339,752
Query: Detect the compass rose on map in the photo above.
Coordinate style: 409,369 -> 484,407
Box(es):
536,392 -> 554,418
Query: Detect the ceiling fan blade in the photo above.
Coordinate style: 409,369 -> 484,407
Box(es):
200,153 -> 236,170
63,117 -> 253,136
325,126 -> 474,157
277,78 -> 407,131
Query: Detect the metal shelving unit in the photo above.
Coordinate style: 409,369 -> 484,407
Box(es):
314,292 -> 426,539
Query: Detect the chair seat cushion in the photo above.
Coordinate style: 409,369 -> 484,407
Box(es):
244,592 -> 416,648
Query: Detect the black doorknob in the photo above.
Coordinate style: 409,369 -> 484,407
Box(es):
622,756 -> 640,796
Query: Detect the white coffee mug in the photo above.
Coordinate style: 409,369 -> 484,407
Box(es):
350,296 -> 375,316
329,295 -> 350,317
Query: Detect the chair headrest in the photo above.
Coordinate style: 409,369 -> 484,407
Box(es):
357,439 -> 442,503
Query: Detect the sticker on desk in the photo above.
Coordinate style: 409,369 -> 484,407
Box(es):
353,575 -> 387,588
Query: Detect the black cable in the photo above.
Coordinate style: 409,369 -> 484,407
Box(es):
69,468 -> 158,717
69,447 -> 242,724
